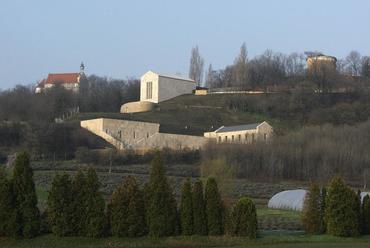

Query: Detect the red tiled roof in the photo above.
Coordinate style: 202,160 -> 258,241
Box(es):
45,73 -> 80,85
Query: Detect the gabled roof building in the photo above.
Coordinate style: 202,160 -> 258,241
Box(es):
35,63 -> 85,93
204,121 -> 273,144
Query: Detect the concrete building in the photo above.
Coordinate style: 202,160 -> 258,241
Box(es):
306,53 -> 337,72
81,118 -> 208,152
81,118 -> 273,151
140,71 -> 196,103
35,63 -> 86,93
204,121 -> 273,144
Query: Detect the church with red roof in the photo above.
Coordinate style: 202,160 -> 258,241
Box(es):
35,63 -> 85,93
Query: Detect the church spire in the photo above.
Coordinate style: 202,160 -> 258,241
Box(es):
80,62 -> 85,75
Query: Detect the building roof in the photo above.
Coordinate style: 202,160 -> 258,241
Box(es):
36,72 -> 80,89
149,71 -> 195,82
45,73 -> 80,84
215,123 -> 261,133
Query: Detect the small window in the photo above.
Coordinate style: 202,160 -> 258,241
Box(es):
231,135 -> 234,142
218,136 -> 221,143
245,133 -> 248,142
147,133 -> 149,138
238,134 -> 241,142
133,132 -> 136,139
264,133 -> 267,141
118,130 -> 122,138
252,133 -> 255,142
224,136 -> 228,142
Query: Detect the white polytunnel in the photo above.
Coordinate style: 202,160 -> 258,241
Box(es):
268,189 -> 307,211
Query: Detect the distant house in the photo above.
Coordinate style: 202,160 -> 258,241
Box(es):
204,121 -> 273,144
194,86 -> 208,95
140,71 -> 196,103
35,63 -> 85,93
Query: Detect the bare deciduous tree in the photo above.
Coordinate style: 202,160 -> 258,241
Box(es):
189,46 -> 204,86
285,52 -> 305,77
345,50 -> 362,76
361,56 -> 370,78
233,42 -> 249,89
205,63 -> 214,89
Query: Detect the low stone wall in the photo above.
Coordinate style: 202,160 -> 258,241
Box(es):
140,133 -> 207,150
81,118 -> 206,151
120,101 -> 156,113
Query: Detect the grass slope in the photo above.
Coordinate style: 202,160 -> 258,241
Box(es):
73,94 -> 288,135
1,234 -> 370,248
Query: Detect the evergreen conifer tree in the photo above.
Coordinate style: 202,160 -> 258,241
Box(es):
110,176 -> 146,237
84,167 -> 106,238
12,151 -> 40,238
192,180 -> 207,235
301,183 -> 325,234
0,169 -> 15,236
146,153 -> 178,237
230,197 -> 257,238
325,177 -> 360,237
362,195 -> 370,234
71,169 -> 87,236
205,177 -> 223,235
320,186 -> 327,233
47,173 -> 74,236
180,178 -> 193,235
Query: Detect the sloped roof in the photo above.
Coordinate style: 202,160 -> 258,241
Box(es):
148,71 -> 195,82
215,123 -> 261,133
44,73 -> 80,84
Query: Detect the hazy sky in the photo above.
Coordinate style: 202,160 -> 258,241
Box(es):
1,0 -> 370,89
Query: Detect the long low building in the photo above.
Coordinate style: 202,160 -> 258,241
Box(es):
81,119 -> 273,151
204,121 -> 273,144
81,118 -> 208,151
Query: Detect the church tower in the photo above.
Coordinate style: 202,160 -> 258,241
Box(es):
80,62 -> 85,75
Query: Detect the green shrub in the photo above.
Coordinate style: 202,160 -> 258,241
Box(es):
71,169 -> 87,236
12,151 -> 40,238
325,177 -> 360,237
205,177 -> 223,235
84,167 -> 106,238
0,168 -> 14,236
110,176 -> 146,237
301,183 -> 326,234
192,180 -> 207,235
180,178 -> 193,235
230,197 -> 257,238
47,173 -> 74,236
362,195 -> 370,234
146,153 -> 179,237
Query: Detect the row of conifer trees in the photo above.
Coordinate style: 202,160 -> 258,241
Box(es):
302,176 -> 370,237
0,152 -> 258,238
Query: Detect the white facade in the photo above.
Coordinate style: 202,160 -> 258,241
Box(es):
140,71 -> 196,103
204,121 -> 273,144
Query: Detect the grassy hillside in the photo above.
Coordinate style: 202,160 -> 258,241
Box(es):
2,234 -> 370,248
73,94 -> 288,135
